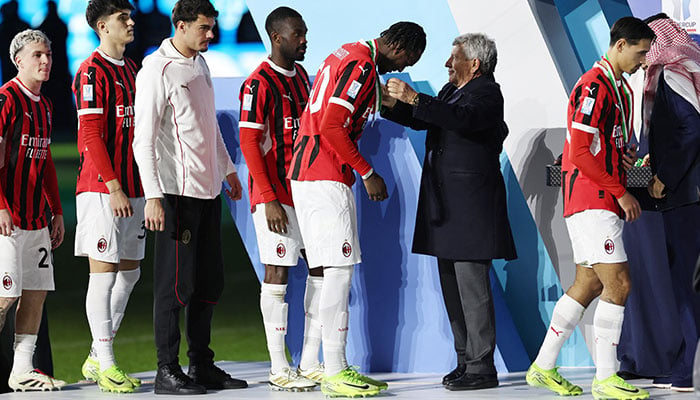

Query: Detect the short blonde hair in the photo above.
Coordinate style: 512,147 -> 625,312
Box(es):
10,29 -> 51,68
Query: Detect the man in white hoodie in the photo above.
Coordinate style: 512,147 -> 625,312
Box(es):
132,0 -> 245,395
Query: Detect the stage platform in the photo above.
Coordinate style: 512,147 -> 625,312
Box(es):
0,362 -> 694,399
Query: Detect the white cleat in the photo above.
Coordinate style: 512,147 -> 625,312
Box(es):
8,369 -> 66,391
269,367 -> 317,392
297,363 -> 324,384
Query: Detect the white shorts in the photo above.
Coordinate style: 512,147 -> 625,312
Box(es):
252,202 -> 304,266
74,192 -> 146,263
291,180 -> 361,268
565,209 -> 627,267
0,227 -> 54,297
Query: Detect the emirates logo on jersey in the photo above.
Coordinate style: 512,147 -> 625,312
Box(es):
342,241 -> 352,258
97,238 -> 108,253
604,239 -> 615,255
276,243 -> 286,258
2,275 -> 12,290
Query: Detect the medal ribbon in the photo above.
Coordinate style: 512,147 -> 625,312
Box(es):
598,55 -> 634,143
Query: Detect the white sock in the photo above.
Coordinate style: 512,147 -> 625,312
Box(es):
260,283 -> 290,373
86,272 -> 116,371
12,334 -> 37,374
594,300 -> 624,380
534,294 -> 585,369
110,267 -> 140,335
320,267 -> 353,376
299,275 -> 323,371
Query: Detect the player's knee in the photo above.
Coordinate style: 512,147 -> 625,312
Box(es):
264,265 -> 289,284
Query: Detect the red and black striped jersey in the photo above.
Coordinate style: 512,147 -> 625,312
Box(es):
288,40 -> 378,186
0,78 -> 62,230
73,49 -> 143,198
239,59 -> 310,210
562,63 -> 630,218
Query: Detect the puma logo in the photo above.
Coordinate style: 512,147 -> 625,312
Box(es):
83,71 -> 93,79
357,65 -> 369,75
550,326 -> 563,337
180,84 -> 189,91
282,93 -> 293,102
115,81 -> 124,88
584,85 -> 595,95
24,111 -> 32,121
245,83 -> 256,93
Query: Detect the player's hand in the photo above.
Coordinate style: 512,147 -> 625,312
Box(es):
381,84 -> 397,108
622,145 -> 638,171
386,77 -> 417,104
225,172 -> 242,201
145,198 -> 165,231
641,153 -> 650,167
265,199 -> 289,234
50,214 -> 64,249
617,191 -> 641,222
110,188 -> 133,218
647,174 -> 666,199
0,209 -> 13,236
363,172 -> 388,202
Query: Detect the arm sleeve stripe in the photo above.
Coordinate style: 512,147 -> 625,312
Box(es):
239,121 -> 265,130
329,97 -> 355,113
77,108 -> 104,116
571,121 -> 599,134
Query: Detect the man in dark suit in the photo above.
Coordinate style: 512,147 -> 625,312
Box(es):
643,14 -> 700,392
381,33 -> 516,391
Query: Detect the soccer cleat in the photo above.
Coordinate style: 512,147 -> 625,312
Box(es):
81,355 -> 100,381
82,355 -> 141,387
526,362 -> 582,396
97,365 -> 135,393
349,366 -> 388,390
591,374 -> 649,400
298,363 -> 325,383
8,369 -> 66,391
269,367 -> 317,391
321,368 -> 380,398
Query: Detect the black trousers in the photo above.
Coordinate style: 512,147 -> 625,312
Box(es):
154,194 -> 225,368
437,258 -> 496,375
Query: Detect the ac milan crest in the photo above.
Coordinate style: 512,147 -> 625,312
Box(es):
2,275 -> 12,290
342,241 -> 352,257
604,239 -> 615,254
97,238 -> 108,253
276,243 -> 286,258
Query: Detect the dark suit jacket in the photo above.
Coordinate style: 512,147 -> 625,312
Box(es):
649,72 -> 700,211
382,74 -> 517,261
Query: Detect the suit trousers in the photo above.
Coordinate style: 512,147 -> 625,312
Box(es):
438,258 -> 496,374
153,194 -> 225,368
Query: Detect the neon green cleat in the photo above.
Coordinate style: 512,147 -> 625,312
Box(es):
321,368 -> 380,398
97,365 -> 135,393
82,355 -> 140,387
591,374 -> 649,400
81,356 -> 99,381
349,366 -> 388,391
526,362 -> 582,396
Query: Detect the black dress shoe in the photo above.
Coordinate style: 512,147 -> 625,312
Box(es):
155,364 -> 207,395
442,364 -> 466,385
444,373 -> 498,391
188,362 -> 248,390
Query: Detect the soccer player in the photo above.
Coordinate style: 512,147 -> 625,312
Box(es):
72,0 -> 143,393
133,0 -> 246,395
525,17 -> 653,400
288,22 -> 425,397
238,6 -> 318,392
0,29 -> 66,391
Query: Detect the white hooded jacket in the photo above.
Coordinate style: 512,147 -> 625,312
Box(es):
133,38 -> 235,200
